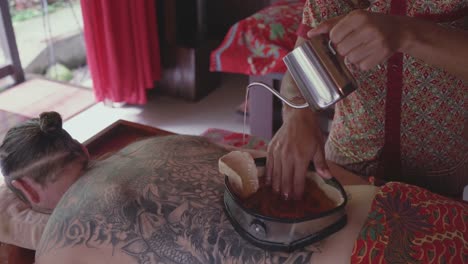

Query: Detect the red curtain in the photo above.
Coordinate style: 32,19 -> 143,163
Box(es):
80,0 -> 161,105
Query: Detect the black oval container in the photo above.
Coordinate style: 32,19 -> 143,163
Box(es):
223,157 -> 348,252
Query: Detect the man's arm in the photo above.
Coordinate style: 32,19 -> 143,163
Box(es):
266,35 -> 332,200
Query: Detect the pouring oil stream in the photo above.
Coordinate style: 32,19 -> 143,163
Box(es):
242,82 -> 309,145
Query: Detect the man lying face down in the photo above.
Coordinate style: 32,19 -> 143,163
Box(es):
0,112 -> 89,214
1,112 -> 319,263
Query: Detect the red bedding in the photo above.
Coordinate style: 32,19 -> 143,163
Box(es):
210,1 -> 305,76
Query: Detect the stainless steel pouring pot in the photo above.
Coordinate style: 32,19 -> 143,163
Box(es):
283,36 -> 358,110
246,35 -> 358,111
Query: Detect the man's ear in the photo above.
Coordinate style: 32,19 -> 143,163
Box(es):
11,179 -> 40,204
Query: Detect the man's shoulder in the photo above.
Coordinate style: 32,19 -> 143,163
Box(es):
121,135 -> 224,153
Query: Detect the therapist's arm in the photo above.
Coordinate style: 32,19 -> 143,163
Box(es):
309,10 -> 468,82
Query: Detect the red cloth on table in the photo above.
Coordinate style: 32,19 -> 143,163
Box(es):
80,0 -> 161,105
200,128 -> 268,150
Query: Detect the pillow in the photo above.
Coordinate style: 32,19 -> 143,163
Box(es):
0,176 -> 49,250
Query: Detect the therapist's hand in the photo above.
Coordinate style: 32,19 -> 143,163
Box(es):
307,10 -> 405,71
266,108 -> 331,200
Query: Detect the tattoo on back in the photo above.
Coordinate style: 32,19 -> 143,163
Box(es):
37,136 -> 317,263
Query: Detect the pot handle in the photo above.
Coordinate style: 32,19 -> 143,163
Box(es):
327,40 -> 337,55
247,82 -> 309,109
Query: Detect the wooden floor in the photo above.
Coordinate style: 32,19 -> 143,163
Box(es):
0,78 -> 96,140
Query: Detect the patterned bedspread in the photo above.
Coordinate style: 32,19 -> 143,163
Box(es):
210,0 -> 305,76
352,182 -> 468,263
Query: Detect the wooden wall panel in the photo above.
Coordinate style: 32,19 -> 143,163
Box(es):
156,0 -> 275,101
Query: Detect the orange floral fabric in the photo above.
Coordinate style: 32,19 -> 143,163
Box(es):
210,0 -> 305,75
351,182 -> 468,263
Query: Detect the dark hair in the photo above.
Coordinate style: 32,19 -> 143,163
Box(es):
0,112 -> 88,190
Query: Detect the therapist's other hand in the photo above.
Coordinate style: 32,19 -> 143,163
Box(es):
308,10 -> 405,70
266,108 -> 331,200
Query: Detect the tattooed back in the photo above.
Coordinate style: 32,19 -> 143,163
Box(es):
35,135 -> 315,264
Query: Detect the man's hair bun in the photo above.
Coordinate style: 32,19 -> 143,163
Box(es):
39,111 -> 63,135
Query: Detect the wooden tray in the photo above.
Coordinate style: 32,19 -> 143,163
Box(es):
84,120 -> 174,159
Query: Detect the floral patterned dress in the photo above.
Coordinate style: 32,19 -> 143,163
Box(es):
296,0 -> 468,197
